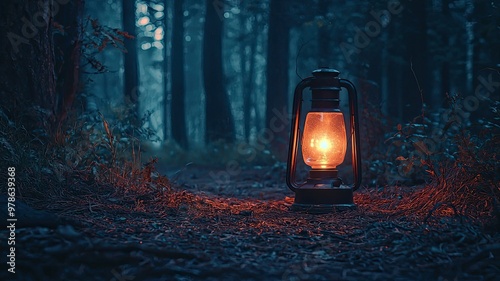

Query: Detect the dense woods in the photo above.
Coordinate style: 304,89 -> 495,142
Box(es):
0,0 -> 499,280
4,0 -> 497,148
75,0 -> 499,149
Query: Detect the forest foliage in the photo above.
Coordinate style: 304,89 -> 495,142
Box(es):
0,0 -> 498,223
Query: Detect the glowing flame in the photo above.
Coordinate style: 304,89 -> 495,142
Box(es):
318,138 -> 331,151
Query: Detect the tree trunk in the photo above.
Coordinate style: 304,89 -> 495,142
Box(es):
265,0 -> 290,154
464,0 -> 474,95
381,31 -> 389,115
163,0 -> 170,142
438,0 -> 450,109
122,0 -> 139,125
240,12 -> 259,142
386,20 -> 404,123
171,0 -> 188,149
53,0 -> 83,142
402,0 -> 428,121
203,0 -> 235,143
0,1 -> 58,136
0,0 -> 85,142
246,17 -> 259,142
239,12 -> 250,142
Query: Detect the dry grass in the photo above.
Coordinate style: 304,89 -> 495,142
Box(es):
398,166 -> 497,220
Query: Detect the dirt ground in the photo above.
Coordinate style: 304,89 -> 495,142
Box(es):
1,165 -> 499,281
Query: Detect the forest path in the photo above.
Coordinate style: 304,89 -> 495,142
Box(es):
1,166 -> 498,280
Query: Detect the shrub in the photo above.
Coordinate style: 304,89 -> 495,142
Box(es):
385,95 -> 500,221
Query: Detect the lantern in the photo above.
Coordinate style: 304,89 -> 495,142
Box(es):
286,67 -> 361,213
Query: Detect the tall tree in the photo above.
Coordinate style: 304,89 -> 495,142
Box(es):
265,0 -> 290,152
53,0 -> 84,142
0,0 -> 84,142
239,10 -> 250,141
386,20 -> 405,122
1,0 -> 55,124
203,0 -> 235,143
402,0 -> 429,120
239,8 -> 259,142
163,0 -> 169,141
440,0 -> 451,108
243,16 -> 259,142
171,0 -> 188,148
122,0 -> 140,125
464,0 -> 474,95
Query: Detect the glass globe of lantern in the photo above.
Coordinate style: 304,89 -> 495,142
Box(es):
301,111 -> 347,170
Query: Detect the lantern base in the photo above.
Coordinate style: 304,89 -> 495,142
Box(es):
291,187 -> 355,214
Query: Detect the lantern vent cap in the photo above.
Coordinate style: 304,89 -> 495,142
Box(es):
312,67 -> 340,77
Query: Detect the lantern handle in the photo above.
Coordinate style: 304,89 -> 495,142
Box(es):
340,79 -> 362,191
286,77 -> 314,192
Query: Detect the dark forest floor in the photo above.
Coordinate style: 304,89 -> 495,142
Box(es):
1,165 -> 499,281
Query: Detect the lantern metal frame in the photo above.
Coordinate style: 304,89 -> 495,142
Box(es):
286,67 -> 362,213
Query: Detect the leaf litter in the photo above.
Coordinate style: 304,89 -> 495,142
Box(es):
1,166 -> 499,281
